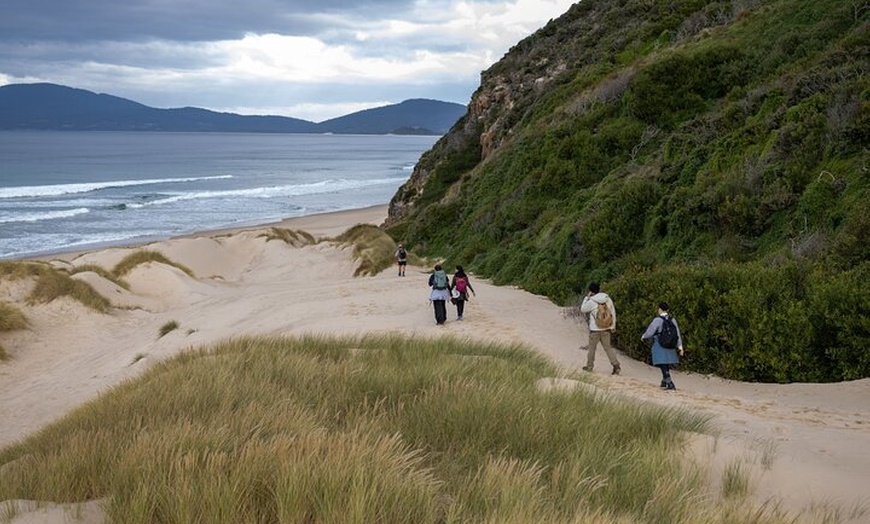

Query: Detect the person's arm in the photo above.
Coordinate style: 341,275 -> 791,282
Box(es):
579,296 -> 596,314
641,317 -> 661,340
428,274 -> 434,287
467,278 -> 476,295
673,317 -> 685,354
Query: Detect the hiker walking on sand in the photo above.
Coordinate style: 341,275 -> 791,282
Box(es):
428,264 -> 451,325
580,282 -> 621,375
450,265 -> 476,320
642,302 -> 685,391
395,243 -> 408,276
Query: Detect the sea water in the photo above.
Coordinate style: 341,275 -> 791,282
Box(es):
0,131 -> 438,259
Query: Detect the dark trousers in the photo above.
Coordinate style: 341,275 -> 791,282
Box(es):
658,364 -> 673,384
433,300 -> 447,324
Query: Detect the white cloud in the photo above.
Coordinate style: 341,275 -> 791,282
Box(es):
0,0 -> 576,121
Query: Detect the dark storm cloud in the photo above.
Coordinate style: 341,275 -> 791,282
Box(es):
0,0 -> 416,42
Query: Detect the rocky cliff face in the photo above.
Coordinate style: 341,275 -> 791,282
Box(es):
385,12 -> 573,226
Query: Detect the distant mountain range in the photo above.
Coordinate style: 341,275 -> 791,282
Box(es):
0,83 -> 466,135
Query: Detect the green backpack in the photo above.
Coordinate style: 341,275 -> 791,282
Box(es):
433,270 -> 448,290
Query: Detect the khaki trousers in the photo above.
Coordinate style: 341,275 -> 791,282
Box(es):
586,330 -> 619,368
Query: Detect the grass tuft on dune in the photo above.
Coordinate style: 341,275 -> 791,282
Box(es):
0,333 -> 814,523
112,250 -> 195,278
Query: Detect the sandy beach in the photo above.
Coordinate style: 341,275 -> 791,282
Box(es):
1,205 -> 868,523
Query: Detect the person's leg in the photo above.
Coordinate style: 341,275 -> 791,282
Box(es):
658,364 -> 675,390
584,331 -> 601,370
456,298 -> 465,319
434,300 -> 447,324
599,331 -> 620,374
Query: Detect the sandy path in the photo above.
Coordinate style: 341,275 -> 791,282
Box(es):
1,205 -> 867,523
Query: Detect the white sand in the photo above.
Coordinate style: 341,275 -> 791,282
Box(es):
1,205 -> 868,523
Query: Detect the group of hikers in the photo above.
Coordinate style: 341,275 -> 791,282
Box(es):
579,281 -> 685,390
397,245 -> 685,391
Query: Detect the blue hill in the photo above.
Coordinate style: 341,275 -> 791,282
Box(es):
0,83 -> 465,135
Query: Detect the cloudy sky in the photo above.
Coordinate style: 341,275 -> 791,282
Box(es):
0,0 -> 575,122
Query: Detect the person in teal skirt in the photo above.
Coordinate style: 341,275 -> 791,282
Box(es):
641,302 -> 685,390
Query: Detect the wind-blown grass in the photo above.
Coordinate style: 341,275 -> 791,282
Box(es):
158,320 -> 179,338
112,250 -> 195,278
333,224 -> 405,276
68,264 -> 130,290
0,302 -> 28,332
0,333 -> 817,523
0,261 -> 110,313
27,271 -> 111,313
259,227 -> 316,247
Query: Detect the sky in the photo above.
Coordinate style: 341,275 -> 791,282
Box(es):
0,0 -> 576,122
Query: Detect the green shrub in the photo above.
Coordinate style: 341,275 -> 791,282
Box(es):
610,260 -> 869,382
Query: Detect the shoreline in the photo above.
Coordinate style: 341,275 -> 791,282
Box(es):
26,204 -> 389,263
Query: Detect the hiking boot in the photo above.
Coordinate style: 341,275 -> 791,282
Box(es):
611,364 -> 621,375
660,381 -> 668,388
582,366 -> 593,372
665,382 -> 676,391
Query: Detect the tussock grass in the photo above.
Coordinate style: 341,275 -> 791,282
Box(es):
158,320 -> 179,338
259,227 -> 316,247
0,260 -> 52,280
0,302 -> 28,332
111,250 -> 195,278
333,224 -> 400,276
68,264 -> 130,290
28,270 -> 111,313
0,333 -> 814,523
0,261 -> 110,313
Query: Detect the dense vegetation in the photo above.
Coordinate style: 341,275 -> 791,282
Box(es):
387,0 -> 869,382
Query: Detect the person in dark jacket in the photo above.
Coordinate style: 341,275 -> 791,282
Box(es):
450,265 -> 476,320
641,302 -> 685,390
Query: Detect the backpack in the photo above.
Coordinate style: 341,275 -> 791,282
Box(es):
433,270 -> 448,290
397,247 -> 407,259
658,316 -> 678,349
596,301 -> 613,329
454,277 -> 468,293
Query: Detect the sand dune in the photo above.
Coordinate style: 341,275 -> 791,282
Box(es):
1,205 -> 867,523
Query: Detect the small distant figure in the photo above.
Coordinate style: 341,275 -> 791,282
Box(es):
395,243 -> 408,276
428,264 -> 451,325
641,302 -> 685,391
450,265 -> 476,320
579,282 -> 621,375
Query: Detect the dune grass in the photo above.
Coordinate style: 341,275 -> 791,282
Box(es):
0,333 -> 822,523
112,250 -> 195,278
158,320 -> 179,338
0,302 -> 28,332
27,270 -> 112,313
0,301 -> 29,360
0,261 -> 111,313
259,227 -> 316,247
332,224 -> 407,276
68,264 -> 130,290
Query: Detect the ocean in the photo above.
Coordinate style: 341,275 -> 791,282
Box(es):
0,131 -> 438,260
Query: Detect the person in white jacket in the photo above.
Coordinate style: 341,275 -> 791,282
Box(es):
579,282 -> 621,375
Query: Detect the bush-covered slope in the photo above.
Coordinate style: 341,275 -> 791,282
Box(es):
386,0 -> 869,382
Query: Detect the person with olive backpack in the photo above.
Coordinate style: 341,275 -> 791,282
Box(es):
579,282 -> 621,375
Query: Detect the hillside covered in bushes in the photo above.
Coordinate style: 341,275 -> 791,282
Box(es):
385,0 -> 869,383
